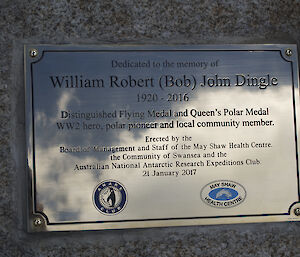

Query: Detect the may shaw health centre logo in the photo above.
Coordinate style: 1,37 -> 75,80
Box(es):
93,180 -> 127,215
201,180 -> 246,208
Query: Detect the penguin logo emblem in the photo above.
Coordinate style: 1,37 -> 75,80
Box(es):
93,180 -> 127,215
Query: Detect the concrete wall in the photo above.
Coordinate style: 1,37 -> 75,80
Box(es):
1,0 -> 300,256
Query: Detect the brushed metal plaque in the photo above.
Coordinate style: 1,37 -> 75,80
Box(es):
25,45 -> 300,232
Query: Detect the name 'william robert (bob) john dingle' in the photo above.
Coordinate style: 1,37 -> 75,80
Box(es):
48,73 -> 278,90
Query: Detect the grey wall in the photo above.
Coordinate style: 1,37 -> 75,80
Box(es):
1,0 -> 300,256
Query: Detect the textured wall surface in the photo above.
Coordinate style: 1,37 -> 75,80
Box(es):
1,0 -> 300,256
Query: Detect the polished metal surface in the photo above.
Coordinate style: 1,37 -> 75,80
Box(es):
33,217 -> 43,226
24,44 -> 300,232
29,48 -> 38,58
294,208 -> 300,216
285,48 -> 292,57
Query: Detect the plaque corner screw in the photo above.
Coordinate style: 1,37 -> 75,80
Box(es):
33,217 -> 43,226
285,48 -> 292,57
294,208 -> 300,216
29,49 -> 38,58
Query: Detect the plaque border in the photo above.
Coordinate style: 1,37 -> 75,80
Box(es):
25,45 -> 300,231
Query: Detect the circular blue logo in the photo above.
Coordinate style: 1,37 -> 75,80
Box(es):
208,188 -> 238,201
201,180 -> 246,208
93,180 -> 127,215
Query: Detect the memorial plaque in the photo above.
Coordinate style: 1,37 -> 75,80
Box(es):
25,45 -> 300,232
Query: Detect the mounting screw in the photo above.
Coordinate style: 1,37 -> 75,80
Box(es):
294,208 -> 300,216
29,49 -> 38,58
285,48 -> 292,57
33,217 -> 43,226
